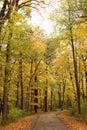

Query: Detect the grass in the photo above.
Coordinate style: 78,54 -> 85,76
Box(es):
0,108 -> 33,125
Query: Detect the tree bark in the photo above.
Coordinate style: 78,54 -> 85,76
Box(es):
44,79 -> 48,112
2,43 -> 10,122
34,75 -> 38,113
68,4 -> 81,113
83,60 -> 87,99
19,53 -> 23,109
50,88 -> 53,111
70,31 -> 81,114
62,79 -> 66,110
58,91 -> 61,109
15,75 -> 19,107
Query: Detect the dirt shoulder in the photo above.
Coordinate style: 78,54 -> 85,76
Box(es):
0,111 -> 70,130
0,113 -> 40,130
57,110 -> 87,130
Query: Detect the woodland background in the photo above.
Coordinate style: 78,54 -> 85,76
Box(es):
0,0 -> 87,124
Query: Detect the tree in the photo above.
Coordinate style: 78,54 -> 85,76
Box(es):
51,0 -> 87,114
2,20 -> 13,121
0,0 -> 45,32
43,38 -> 58,111
1,15 -> 32,121
0,1 -> 46,119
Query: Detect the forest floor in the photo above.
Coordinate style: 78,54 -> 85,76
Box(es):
58,110 -> 87,130
0,110 -> 87,130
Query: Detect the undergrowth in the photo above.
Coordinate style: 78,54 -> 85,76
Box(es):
70,102 -> 87,123
0,108 -> 33,125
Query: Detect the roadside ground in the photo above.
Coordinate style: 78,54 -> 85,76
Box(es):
0,110 -> 87,130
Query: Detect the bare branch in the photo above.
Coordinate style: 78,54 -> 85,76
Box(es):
18,0 -> 44,9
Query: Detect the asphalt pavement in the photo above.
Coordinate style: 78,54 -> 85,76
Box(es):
32,112 -> 71,130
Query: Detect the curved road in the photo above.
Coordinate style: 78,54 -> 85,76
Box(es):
32,112 -> 71,130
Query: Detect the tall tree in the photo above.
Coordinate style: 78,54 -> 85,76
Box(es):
2,28 -> 12,122
51,0 -> 82,114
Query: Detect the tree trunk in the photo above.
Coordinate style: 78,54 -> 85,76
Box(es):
85,72 -> 87,99
29,60 -> 33,112
19,54 -> 23,109
44,79 -> 48,112
0,51 -> 2,99
58,91 -> 61,109
15,76 -> 19,107
34,89 -> 38,113
83,60 -> 87,99
62,80 -> 66,110
70,32 -> 81,114
34,76 -> 38,113
68,1 -> 81,114
67,58 -> 76,99
50,88 -> 53,111
2,43 -> 10,122
0,34 -> 3,103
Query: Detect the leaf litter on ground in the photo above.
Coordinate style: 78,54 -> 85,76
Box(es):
57,110 -> 87,130
0,111 -> 87,130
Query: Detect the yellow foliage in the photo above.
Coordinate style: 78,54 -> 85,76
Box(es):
74,23 -> 87,40
31,38 -> 46,53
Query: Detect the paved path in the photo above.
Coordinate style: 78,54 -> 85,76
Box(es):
32,112 -> 71,130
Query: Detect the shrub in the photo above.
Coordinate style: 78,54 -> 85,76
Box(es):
0,108 -> 32,125
81,101 -> 87,114
70,105 -> 77,116
5,108 -> 30,124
